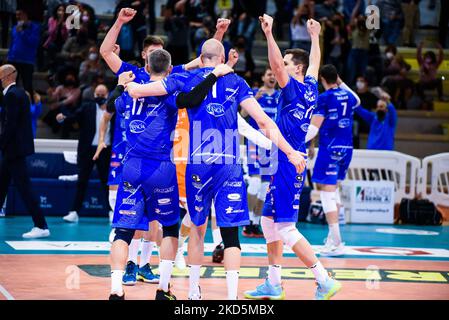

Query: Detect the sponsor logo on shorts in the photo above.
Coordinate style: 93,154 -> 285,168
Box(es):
119,210 -> 136,216
158,198 -> 171,206
123,181 -> 137,193
296,175 -> 304,182
192,174 -> 201,183
195,206 -> 204,213
155,208 -> 174,215
122,198 -> 136,205
154,186 -> 175,193
193,183 -> 203,189
326,171 -> 338,175
129,120 -> 146,134
195,195 -> 202,202
225,206 -> 245,214
206,103 -> 225,117
227,193 -> 242,201
294,194 -> 300,200
224,181 -> 242,188
293,205 -> 299,210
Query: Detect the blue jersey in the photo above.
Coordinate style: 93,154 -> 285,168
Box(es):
276,75 -> 318,161
163,67 -> 254,164
248,89 -> 280,129
111,95 -> 127,157
314,87 -> 359,147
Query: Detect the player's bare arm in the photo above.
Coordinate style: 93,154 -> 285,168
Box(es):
259,14 -> 289,88
241,98 -> 307,173
305,19 -> 321,80
100,8 -> 136,74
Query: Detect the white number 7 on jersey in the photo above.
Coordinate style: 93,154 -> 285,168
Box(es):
341,102 -> 347,116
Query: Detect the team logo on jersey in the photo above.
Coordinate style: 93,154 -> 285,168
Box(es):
206,103 -> 225,117
122,198 -> 136,205
158,198 -> 171,206
338,118 -> 351,128
292,110 -> 304,120
192,174 -> 201,183
304,90 -> 316,102
227,193 -> 242,201
129,120 -> 146,133
300,123 -> 309,132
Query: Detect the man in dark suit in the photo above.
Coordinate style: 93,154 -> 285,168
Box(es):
56,84 -> 112,223
0,64 -> 50,238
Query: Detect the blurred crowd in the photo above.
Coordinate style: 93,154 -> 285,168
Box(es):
0,0 -> 447,140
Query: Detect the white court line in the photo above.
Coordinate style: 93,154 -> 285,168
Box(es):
0,284 -> 14,300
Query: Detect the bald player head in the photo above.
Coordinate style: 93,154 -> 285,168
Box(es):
0,64 -> 17,89
200,39 -> 225,66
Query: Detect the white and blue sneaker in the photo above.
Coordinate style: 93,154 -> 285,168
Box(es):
122,261 -> 138,285
244,279 -> 285,300
315,277 -> 342,300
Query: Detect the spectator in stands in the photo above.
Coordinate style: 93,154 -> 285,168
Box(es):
378,0 -> 404,45
187,0 -> 217,49
0,0 -> 17,49
7,8 -> 40,103
146,0 -> 157,35
274,0 -> 299,40
416,42 -> 445,102
290,1 -> 313,52
43,71 -> 81,138
193,16 -> 216,53
79,46 -> 106,90
114,0 -> 147,54
232,36 -> 255,83
164,1 -> 191,65
355,95 -> 397,151
401,0 -> 420,47
235,0 -> 266,53
81,74 -> 106,103
78,3 -> 99,42
57,84 -> 112,223
322,13 -> 347,75
347,14 -> 370,85
25,91 -> 42,138
0,64 -> 49,238
314,0 -> 338,20
43,4 -> 69,75
353,76 -> 379,148
343,0 -> 365,24
58,26 -> 93,71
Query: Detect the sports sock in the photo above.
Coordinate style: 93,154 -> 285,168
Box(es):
189,265 -> 201,296
139,240 -> 154,268
158,260 -> 174,292
178,235 -> 188,249
328,223 -> 342,246
110,270 -> 125,295
212,228 -> 222,246
268,264 -> 282,286
249,211 -> 255,223
225,270 -> 239,300
309,261 -> 329,283
253,215 -> 261,225
128,239 -> 140,264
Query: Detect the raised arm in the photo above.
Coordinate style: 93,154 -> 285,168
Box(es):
241,97 -> 306,173
100,8 -> 136,74
213,18 -> 231,42
417,42 -> 424,65
305,19 -> 321,79
337,76 -> 361,106
436,43 -> 444,67
259,14 -> 290,88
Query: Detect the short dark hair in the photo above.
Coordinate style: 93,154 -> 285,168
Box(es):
148,49 -> 171,74
319,64 -> 338,84
284,48 -> 309,75
143,36 -> 165,50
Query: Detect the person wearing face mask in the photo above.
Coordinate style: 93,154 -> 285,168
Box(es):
56,84 -> 112,224
354,95 -> 397,151
58,27 -> 94,70
6,8 -> 40,102
79,46 -> 106,89
0,64 -> 50,239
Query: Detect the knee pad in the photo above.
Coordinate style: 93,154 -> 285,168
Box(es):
247,176 -> 261,196
162,222 -> 179,238
275,222 -> 303,248
320,191 -> 338,213
335,189 -> 342,205
261,216 -> 281,244
182,212 -> 192,228
108,190 -> 118,211
113,228 -> 135,245
220,226 -> 241,250
257,181 -> 270,201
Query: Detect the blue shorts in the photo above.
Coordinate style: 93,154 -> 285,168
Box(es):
263,161 -> 306,223
312,145 -> 353,185
246,142 -> 273,182
107,141 -> 126,186
186,163 -> 249,228
112,157 -> 180,230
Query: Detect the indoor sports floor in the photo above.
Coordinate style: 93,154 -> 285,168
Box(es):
0,216 -> 448,300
